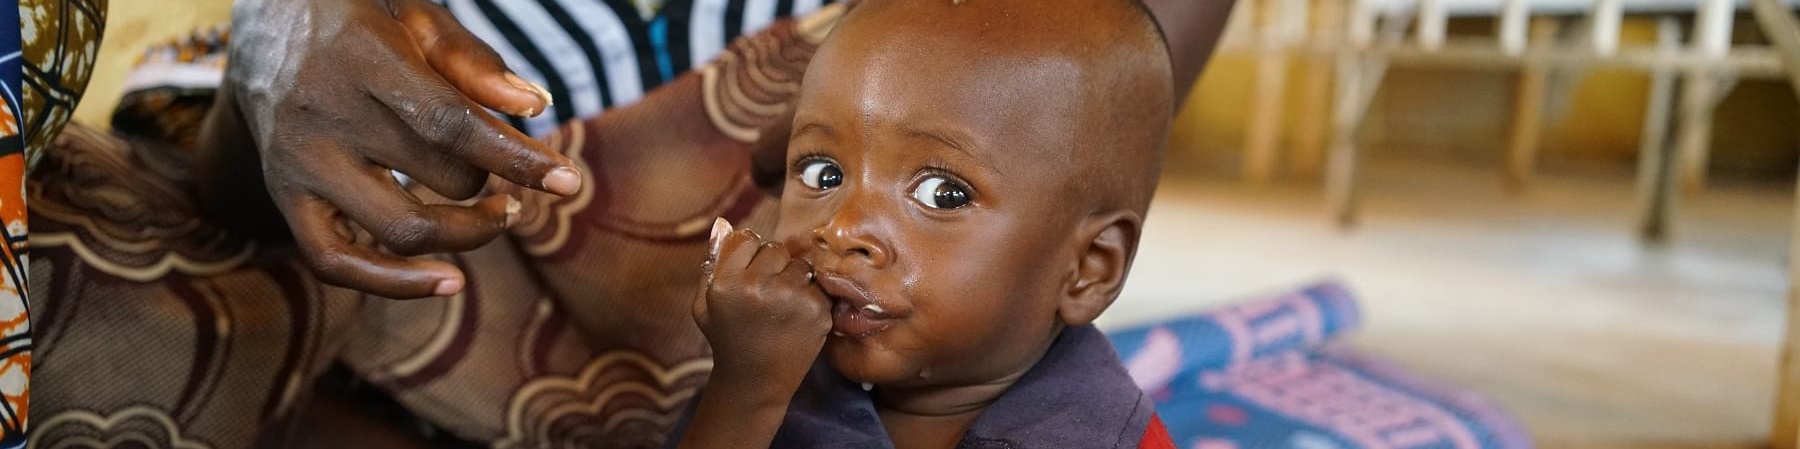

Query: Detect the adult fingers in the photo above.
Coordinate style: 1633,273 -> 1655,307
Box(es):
392,0 -> 551,117
321,159 -> 515,256
279,189 -> 466,299
361,106 -> 490,200
363,73 -> 582,196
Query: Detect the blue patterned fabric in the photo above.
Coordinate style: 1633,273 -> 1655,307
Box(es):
1108,281 -> 1532,449
0,3 -> 24,447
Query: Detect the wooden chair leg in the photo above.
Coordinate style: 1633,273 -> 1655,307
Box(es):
1291,0 -> 1342,180
1635,18 -> 1682,243
1499,0 -> 1529,55
1325,2 -> 1394,229
1245,51 -> 1291,186
1747,0 -> 1800,446
1324,56 -> 1363,228
1674,67 -> 1719,192
1325,53 -> 1385,228
1504,18 -> 1559,194
1244,0 -> 1307,186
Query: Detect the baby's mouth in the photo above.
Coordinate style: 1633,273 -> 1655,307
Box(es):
830,299 -> 897,337
816,272 -> 904,338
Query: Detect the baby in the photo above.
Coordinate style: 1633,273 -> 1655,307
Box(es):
677,0 -> 1175,447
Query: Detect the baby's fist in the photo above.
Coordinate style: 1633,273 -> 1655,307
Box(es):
695,218 -> 832,381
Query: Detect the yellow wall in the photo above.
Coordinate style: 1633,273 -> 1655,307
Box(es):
73,0 -> 233,129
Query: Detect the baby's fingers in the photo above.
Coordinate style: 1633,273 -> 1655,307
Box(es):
746,241 -> 791,277
777,259 -> 831,335
714,227 -> 765,276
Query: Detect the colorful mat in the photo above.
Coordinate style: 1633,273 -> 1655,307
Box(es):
1109,281 -> 1532,449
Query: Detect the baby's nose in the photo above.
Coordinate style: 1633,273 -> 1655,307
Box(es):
812,222 -> 889,268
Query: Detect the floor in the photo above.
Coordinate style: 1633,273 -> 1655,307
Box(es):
1098,160 -> 1792,449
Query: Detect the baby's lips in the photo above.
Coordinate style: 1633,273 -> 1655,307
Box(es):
708,217 -> 734,259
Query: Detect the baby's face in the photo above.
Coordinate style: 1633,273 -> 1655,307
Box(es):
771,6 -> 1099,387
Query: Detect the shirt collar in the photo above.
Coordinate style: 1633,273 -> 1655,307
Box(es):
771,325 -> 1155,449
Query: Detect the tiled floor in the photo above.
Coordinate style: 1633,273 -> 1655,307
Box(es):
1100,160 -> 1791,449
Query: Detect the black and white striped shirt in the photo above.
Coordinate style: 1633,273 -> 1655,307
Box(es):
438,0 -> 838,137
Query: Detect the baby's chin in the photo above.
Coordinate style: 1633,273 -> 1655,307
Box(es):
824,336 -> 926,385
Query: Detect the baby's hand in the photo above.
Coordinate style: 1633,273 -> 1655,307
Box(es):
694,218 -> 832,387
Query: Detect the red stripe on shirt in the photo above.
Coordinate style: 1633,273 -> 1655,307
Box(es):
1139,414 -> 1177,449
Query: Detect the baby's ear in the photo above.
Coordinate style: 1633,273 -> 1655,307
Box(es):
1058,210 -> 1142,326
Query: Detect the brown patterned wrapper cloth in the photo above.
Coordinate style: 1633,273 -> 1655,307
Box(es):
20,0 -> 106,171
28,4 -> 843,448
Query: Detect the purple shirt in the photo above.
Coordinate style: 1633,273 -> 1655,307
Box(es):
672,325 -> 1159,448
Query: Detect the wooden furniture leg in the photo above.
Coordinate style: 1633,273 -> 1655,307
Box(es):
1674,68 -> 1721,192
1325,52 -> 1369,227
1748,0 -> 1800,446
1635,18 -> 1682,242
1325,2 -> 1397,228
1291,0 -> 1342,179
1675,0 -> 1738,192
1245,0 -> 1307,186
1505,18 -> 1560,193
1245,47 -> 1292,185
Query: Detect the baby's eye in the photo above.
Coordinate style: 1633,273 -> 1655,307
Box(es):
800,159 -> 844,190
911,176 -> 972,209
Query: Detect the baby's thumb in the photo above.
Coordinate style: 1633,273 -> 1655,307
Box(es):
702,217 -> 735,282
695,217 -> 736,325
709,217 -> 734,259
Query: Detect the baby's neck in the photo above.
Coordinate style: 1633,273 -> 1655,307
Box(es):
871,374 -> 1021,417
869,327 -> 1061,447
873,374 -> 1021,449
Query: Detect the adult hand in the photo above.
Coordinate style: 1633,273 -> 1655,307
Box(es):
224,0 -> 583,298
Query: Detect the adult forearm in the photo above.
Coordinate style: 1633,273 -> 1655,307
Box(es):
1143,0 -> 1239,105
193,80 -> 290,242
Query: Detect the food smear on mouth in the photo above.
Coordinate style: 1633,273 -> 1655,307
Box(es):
832,298 -> 893,336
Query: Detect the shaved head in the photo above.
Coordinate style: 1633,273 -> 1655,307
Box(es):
826,0 -> 1173,216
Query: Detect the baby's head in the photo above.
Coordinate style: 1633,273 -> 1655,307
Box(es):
773,0 -> 1172,388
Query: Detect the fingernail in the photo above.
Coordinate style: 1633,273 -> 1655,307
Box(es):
504,72 -> 534,92
531,82 -> 554,109
542,166 -> 581,196
709,217 -> 734,258
503,195 -> 522,228
434,277 -> 464,296
503,73 -> 553,117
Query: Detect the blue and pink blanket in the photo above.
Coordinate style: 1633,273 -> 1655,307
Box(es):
1108,281 -> 1533,449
